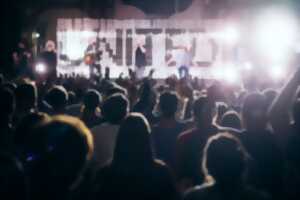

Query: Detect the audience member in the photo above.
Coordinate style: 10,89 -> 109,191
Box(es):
184,133 -> 269,200
93,113 -> 180,200
14,82 -> 37,125
80,89 -> 102,128
153,91 -> 187,170
92,93 -> 129,167
25,115 -> 93,200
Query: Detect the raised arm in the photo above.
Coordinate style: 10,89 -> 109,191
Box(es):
269,68 -> 300,134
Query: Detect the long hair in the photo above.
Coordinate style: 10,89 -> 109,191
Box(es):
112,113 -> 153,171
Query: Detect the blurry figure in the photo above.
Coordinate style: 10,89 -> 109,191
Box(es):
221,110 -> 242,130
177,96 -> 239,190
213,102 -> 229,126
184,133 -> 269,200
92,93 -> 129,167
0,154 -> 29,200
93,113 -> 180,200
152,91 -> 187,170
68,91 -> 77,105
133,80 -> 158,124
263,89 -> 278,108
39,40 -> 57,82
0,87 -> 15,153
80,89 -> 102,128
25,115 -> 93,200
45,86 -> 69,115
14,82 -> 38,126
241,92 -> 284,199
12,41 -> 32,78
14,112 -> 51,159
135,42 -> 147,79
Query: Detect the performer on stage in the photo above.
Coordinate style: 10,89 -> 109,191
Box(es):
135,42 -> 147,79
177,46 -> 192,79
85,39 -> 101,78
40,40 -> 57,81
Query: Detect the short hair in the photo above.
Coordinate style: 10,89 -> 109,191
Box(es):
83,89 -> 102,110
159,91 -> 178,118
0,87 -> 15,119
15,82 -> 37,110
202,133 -> 249,183
221,111 -> 242,130
68,91 -> 77,105
193,96 -> 214,123
26,115 -> 93,191
46,86 -> 68,110
102,93 -> 129,124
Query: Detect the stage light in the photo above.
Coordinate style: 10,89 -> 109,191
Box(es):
244,62 -> 253,71
222,26 -> 240,45
224,66 -> 239,83
35,63 -> 47,74
254,8 -> 298,63
270,66 -> 285,80
32,32 -> 40,39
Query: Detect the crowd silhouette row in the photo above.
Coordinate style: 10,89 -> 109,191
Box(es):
1,68 -> 300,200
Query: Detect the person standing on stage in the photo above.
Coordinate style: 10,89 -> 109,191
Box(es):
40,40 -> 57,81
177,46 -> 192,79
135,42 -> 147,79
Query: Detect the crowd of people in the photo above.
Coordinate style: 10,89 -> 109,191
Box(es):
0,63 -> 300,200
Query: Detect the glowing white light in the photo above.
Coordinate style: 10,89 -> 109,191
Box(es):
36,63 -> 46,74
32,32 -> 40,39
270,66 -> 285,80
224,66 -> 239,83
244,62 -> 253,71
255,9 -> 298,63
222,26 -> 240,44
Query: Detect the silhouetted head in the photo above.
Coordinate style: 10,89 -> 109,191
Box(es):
292,99 -> 300,125
217,102 -> 229,119
242,92 -> 268,131
221,111 -> 242,130
46,86 -> 68,113
159,91 -> 178,118
202,133 -> 249,186
15,82 -> 37,112
0,87 -> 15,122
193,96 -> 214,127
26,115 -> 93,199
102,93 -> 129,124
67,91 -> 77,105
83,90 -> 102,111
113,113 -> 153,170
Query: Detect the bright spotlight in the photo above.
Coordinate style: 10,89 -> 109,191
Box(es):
36,63 -> 47,74
222,26 -> 240,45
244,62 -> 253,71
270,66 -> 285,80
224,67 -> 239,83
255,8 -> 298,63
